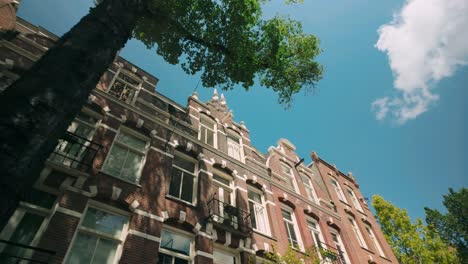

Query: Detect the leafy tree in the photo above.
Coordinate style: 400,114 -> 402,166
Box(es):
0,0 -> 322,226
257,244 -> 320,264
372,195 -> 458,264
425,188 -> 468,262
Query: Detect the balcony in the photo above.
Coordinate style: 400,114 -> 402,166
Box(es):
48,131 -> 102,172
314,242 -> 347,264
207,197 -> 252,237
0,239 -> 55,264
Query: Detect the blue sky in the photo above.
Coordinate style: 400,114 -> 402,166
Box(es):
18,0 -> 467,220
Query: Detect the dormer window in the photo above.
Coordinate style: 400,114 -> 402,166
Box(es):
198,116 -> 216,148
227,135 -> 242,161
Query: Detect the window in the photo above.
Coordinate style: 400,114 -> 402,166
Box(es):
158,229 -> 192,264
213,249 -> 238,264
65,207 -> 128,264
330,229 -> 351,264
51,111 -> 99,168
281,163 -> 298,192
248,190 -> 270,235
227,135 -> 242,161
365,224 -> 386,257
281,209 -> 302,250
348,217 -> 367,249
346,188 -> 364,212
168,153 -> 197,203
307,219 -> 325,249
301,173 -> 318,203
102,130 -> 148,183
211,172 -> 235,226
199,116 -> 216,147
108,72 -> 140,103
0,190 -> 56,264
330,178 -> 348,203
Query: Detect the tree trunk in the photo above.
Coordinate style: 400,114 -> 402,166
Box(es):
0,0 -> 141,227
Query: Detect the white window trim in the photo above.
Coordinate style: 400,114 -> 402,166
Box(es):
167,151 -> 199,205
212,169 -> 236,205
346,187 -> 364,212
329,228 -> 351,264
365,224 -> 386,257
63,200 -> 130,264
301,173 -> 319,203
248,188 -> 271,236
101,127 -> 150,184
280,206 -> 303,251
198,115 -> 217,149
349,217 -> 368,249
0,200 -> 56,257
159,225 -> 195,264
280,162 -> 299,194
213,244 -> 240,264
107,68 -> 142,105
330,178 -> 348,203
226,132 -> 245,163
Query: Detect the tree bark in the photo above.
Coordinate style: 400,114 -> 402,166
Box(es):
0,0 -> 141,227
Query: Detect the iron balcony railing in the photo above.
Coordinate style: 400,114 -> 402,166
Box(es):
0,239 -> 55,264
314,241 -> 347,264
208,197 -> 252,235
49,131 -> 102,172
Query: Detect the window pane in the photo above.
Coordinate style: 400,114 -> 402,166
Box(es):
206,130 -> 214,146
213,174 -> 230,186
158,253 -> 173,264
287,223 -> 298,243
65,233 -> 97,264
214,250 -> 236,264
160,230 -> 191,256
117,133 -> 146,151
103,145 -> 127,176
169,169 -> 182,198
82,208 -> 127,237
249,202 -> 257,230
76,112 -> 98,126
121,151 -> 143,182
24,189 -> 56,209
174,258 -> 189,264
201,118 -> 215,129
281,210 -> 292,221
181,172 -> 194,202
92,238 -> 118,264
173,156 -> 195,173
248,191 -> 261,203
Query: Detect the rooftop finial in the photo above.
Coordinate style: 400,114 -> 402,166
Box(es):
212,89 -> 219,101
220,93 -> 226,106
192,91 -> 198,100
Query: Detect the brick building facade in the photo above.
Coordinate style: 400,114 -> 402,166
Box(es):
0,13 -> 398,264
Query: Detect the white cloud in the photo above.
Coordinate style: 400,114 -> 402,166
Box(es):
373,0 -> 468,124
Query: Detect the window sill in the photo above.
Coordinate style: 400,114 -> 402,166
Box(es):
379,255 -> 392,262
99,170 -> 142,188
360,247 -> 374,254
339,200 -> 351,207
252,230 -> 277,241
165,195 -> 196,208
357,209 -> 367,216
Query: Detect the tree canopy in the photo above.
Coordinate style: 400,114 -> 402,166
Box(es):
372,195 -> 458,264
134,0 -> 323,106
425,188 -> 468,263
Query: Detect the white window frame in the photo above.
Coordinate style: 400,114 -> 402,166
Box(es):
300,173 -> 319,203
329,228 -> 351,264
198,115 -> 217,148
306,218 -> 327,261
107,69 -> 141,104
365,223 -> 386,257
0,198 -> 56,260
167,151 -> 199,205
226,132 -> 244,162
213,245 -> 240,264
346,187 -> 364,212
212,170 -> 236,226
158,226 -> 194,264
280,162 -> 299,193
64,201 -> 130,264
330,178 -> 348,203
348,217 -> 368,249
248,188 -> 271,236
280,207 -> 303,251
101,127 -> 150,184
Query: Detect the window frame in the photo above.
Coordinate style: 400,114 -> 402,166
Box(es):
365,223 -> 386,257
64,201 -> 130,264
226,132 -> 244,162
330,178 -> 348,203
329,227 -> 351,264
247,188 -> 271,236
101,127 -> 150,184
198,115 -> 217,148
107,69 -> 141,104
158,226 -> 194,264
348,216 -> 368,249
213,245 -> 240,264
280,162 -> 299,193
167,151 -> 199,205
346,187 -> 364,212
280,207 -> 303,251
300,172 -> 319,203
